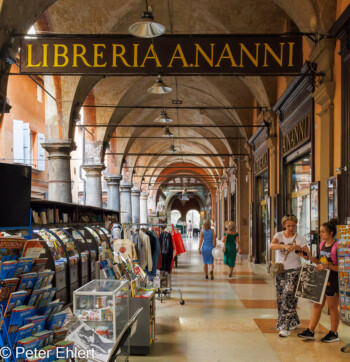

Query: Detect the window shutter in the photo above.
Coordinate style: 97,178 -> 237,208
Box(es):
13,119 -> 24,163
37,133 -> 45,171
23,123 -> 31,165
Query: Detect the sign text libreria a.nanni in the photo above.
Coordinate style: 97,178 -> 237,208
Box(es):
20,35 -> 302,75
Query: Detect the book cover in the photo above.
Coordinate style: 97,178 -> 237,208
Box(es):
22,240 -> 45,259
41,345 -> 57,362
34,330 -> 54,349
37,285 -> 54,309
18,272 -> 38,295
3,290 -> 27,318
52,328 -> 68,345
31,258 -> 48,273
13,323 -> 35,348
8,305 -> 35,339
24,315 -> 46,334
0,277 -> 19,304
16,336 -> 40,362
15,257 -> 34,277
0,260 -> 18,279
47,311 -> 67,331
44,301 -> 65,326
0,238 -> 25,262
34,270 -> 52,290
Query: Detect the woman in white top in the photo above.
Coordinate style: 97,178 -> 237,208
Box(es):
270,214 -> 309,338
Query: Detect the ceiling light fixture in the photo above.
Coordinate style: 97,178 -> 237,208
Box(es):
154,109 -> 173,123
148,75 -> 172,94
162,127 -> 174,137
128,0 -> 165,38
169,144 -> 178,154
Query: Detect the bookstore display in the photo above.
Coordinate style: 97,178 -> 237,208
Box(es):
0,237 -> 73,362
67,227 -> 98,282
338,225 -> 350,324
73,280 -> 129,361
84,226 -> 113,253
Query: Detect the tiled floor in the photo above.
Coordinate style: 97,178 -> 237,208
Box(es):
129,237 -> 350,361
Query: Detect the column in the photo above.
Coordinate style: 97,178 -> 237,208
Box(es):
131,188 -> 141,224
41,139 -> 76,203
120,182 -> 133,223
140,192 -> 149,225
82,164 -> 105,207
236,158 -> 250,255
104,175 -> 122,211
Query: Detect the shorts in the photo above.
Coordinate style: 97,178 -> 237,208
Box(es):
325,273 -> 339,297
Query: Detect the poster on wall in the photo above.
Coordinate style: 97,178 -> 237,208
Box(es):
295,264 -> 329,304
337,225 -> 350,325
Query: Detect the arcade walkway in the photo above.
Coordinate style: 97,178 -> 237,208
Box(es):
130,237 -> 350,362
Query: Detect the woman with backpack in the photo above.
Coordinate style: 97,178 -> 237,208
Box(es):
297,219 -> 339,343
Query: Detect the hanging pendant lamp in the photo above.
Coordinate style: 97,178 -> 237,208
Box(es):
169,144 -> 178,153
154,109 -> 173,123
129,1 -> 165,38
148,75 -> 172,94
162,127 -> 174,137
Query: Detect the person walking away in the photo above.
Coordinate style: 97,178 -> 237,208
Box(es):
187,220 -> 193,240
297,219 -> 340,343
198,219 -> 216,280
270,214 -> 309,338
223,221 -> 241,278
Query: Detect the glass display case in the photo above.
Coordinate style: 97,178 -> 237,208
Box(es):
73,280 -> 130,361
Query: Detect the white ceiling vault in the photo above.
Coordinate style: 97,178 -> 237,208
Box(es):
0,0 -> 337,195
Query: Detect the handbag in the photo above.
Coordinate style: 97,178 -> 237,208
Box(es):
271,233 -> 298,274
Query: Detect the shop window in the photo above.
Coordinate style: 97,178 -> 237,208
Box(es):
13,119 -> 45,171
286,155 -> 311,239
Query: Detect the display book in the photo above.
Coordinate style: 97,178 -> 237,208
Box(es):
0,237 -> 73,362
99,248 -> 154,299
337,225 -> 350,324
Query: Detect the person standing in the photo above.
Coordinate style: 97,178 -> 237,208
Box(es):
223,221 -> 241,278
297,219 -> 339,342
198,219 -> 216,280
270,214 -> 309,338
187,220 -> 193,240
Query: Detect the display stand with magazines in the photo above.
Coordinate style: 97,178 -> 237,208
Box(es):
0,237 -> 73,362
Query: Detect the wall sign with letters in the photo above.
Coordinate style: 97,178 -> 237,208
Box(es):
282,116 -> 310,156
20,35 -> 302,75
255,152 -> 268,175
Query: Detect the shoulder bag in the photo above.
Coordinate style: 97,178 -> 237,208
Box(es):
271,233 -> 298,274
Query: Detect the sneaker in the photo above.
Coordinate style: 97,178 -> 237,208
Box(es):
321,331 -> 339,343
279,329 -> 290,337
297,329 -> 315,340
210,271 -> 214,280
205,275 -> 208,280
290,323 -> 301,330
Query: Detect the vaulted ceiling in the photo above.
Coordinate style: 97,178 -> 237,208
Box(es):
0,0 -> 338,199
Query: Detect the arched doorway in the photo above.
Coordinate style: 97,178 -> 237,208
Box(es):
171,210 -> 181,226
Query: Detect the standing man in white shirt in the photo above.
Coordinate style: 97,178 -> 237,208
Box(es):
187,220 -> 193,240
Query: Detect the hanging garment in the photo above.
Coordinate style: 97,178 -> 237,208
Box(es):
111,224 -> 121,240
113,225 -> 138,261
148,232 -> 161,278
138,230 -> 153,270
160,231 -> 173,273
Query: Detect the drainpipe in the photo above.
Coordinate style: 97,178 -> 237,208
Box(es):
79,127 -> 86,204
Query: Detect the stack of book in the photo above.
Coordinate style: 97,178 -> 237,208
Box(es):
0,238 -> 73,361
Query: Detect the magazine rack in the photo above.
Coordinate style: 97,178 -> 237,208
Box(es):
0,312 -> 17,362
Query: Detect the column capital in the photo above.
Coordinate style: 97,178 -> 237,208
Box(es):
104,174 -> 123,185
266,136 -> 278,153
140,191 -> 149,200
120,182 -> 133,191
41,139 -> 76,158
313,81 -> 335,108
131,187 -> 141,195
82,164 -> 105,176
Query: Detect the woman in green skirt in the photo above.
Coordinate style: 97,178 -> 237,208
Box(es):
223,221 -> 241,278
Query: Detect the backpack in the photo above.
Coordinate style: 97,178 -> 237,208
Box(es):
319,241 -> 338,265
